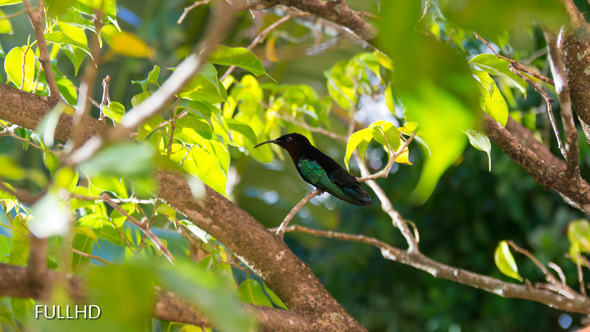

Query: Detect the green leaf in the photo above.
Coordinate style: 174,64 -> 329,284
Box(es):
103,101 -> 125,123
209,45 -> 268,77
473,69 -> 509,125
325,60 -> 356,110
494,240 -> 523,282
470,54 -> 527,96
183,146 -> 227,196
181,74 -> 228,104
0,303 -> 17,330
72,227 -> 97,273
568,219 -> 590,253
345,128 -> 373,170
132,65 -> 160,92
0,9 -> 13,34
80,143 -> 155,178
464,129 -> 492,171
58,22 -> 88,47
0,0 -> 21,5
61,44 -> 87,76
226,118 -> 257,149
0,155 -> 24,180
5,46 -> 35,92
86,264 -> 155,331
88,175 -> 128,198
45,31 -> 91,55
9,215 -> 29,266
237,279 -> 273,307
101,25 -> 154,58
175,115 -> 213,143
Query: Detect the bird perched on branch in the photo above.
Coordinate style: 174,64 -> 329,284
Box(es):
255,133 -> 372,206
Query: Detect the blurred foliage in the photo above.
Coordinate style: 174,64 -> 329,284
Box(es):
0,0 -> 588,331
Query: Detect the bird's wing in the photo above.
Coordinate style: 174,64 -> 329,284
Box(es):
327,167 -> 359,188
297,158 -> 327,185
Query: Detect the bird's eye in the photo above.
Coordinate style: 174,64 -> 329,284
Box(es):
286,137 -> 293,142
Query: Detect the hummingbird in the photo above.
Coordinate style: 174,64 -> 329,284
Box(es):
255,133 -> 372,206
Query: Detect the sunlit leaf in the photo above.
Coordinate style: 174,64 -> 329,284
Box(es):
5,46 -> 35,92
102,25 -> 154,58
80,143 -> 155,178
103,101 -> 125,123
345,128 -> 373,170
494,240 -> 523,282
568,219 -> 590,253
58,22 -> 87,47
0,9 -> 13,34
470,54 -> 526,96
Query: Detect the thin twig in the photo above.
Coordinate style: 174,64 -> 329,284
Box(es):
548,262 -> 567,285
275,189 -> 323,238
0,123 -> 48,151
65,13 -> 103,155
419,0 -> 432,21
475,33 -> 554,86
99,75 -> 111,122
282,225 -> 590,313
354,151 -> 419,251
22,0 -> 60,101
72,248 -> 113,265
0,181 -> 43,205
177,0 -> 213,24
358,131 -> 416,182
507,241 -> 577,298
99,193 -> 176,263
545,29 -> 580,176
20,43 -> 30,91
274,113 -> 347,141
0,8 -> 26,21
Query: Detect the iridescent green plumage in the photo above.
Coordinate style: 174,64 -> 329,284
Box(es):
255,133 -> 372,206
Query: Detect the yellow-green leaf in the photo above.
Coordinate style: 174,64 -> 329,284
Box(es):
5,46 -> 35,91
345,128 -> 373,170
102,25 -> 154,58
567,219 -> 590,253
103,101 -> 125,123
0,9 -> 13,34
58,22 -> 87,47
494,240 -> 523,282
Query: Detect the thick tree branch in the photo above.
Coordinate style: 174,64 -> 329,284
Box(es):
244,0 -> 376,42
483,113 -> 590,213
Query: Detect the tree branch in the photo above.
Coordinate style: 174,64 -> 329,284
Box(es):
482,112 -> 590,214
284,225 -> 590,314
244,0 -> 376,42
22,0 -> 60,102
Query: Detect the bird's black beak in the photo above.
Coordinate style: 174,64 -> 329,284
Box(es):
254,139 -> 280,148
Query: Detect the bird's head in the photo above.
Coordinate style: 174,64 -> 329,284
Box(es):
254,133 -> 312,157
